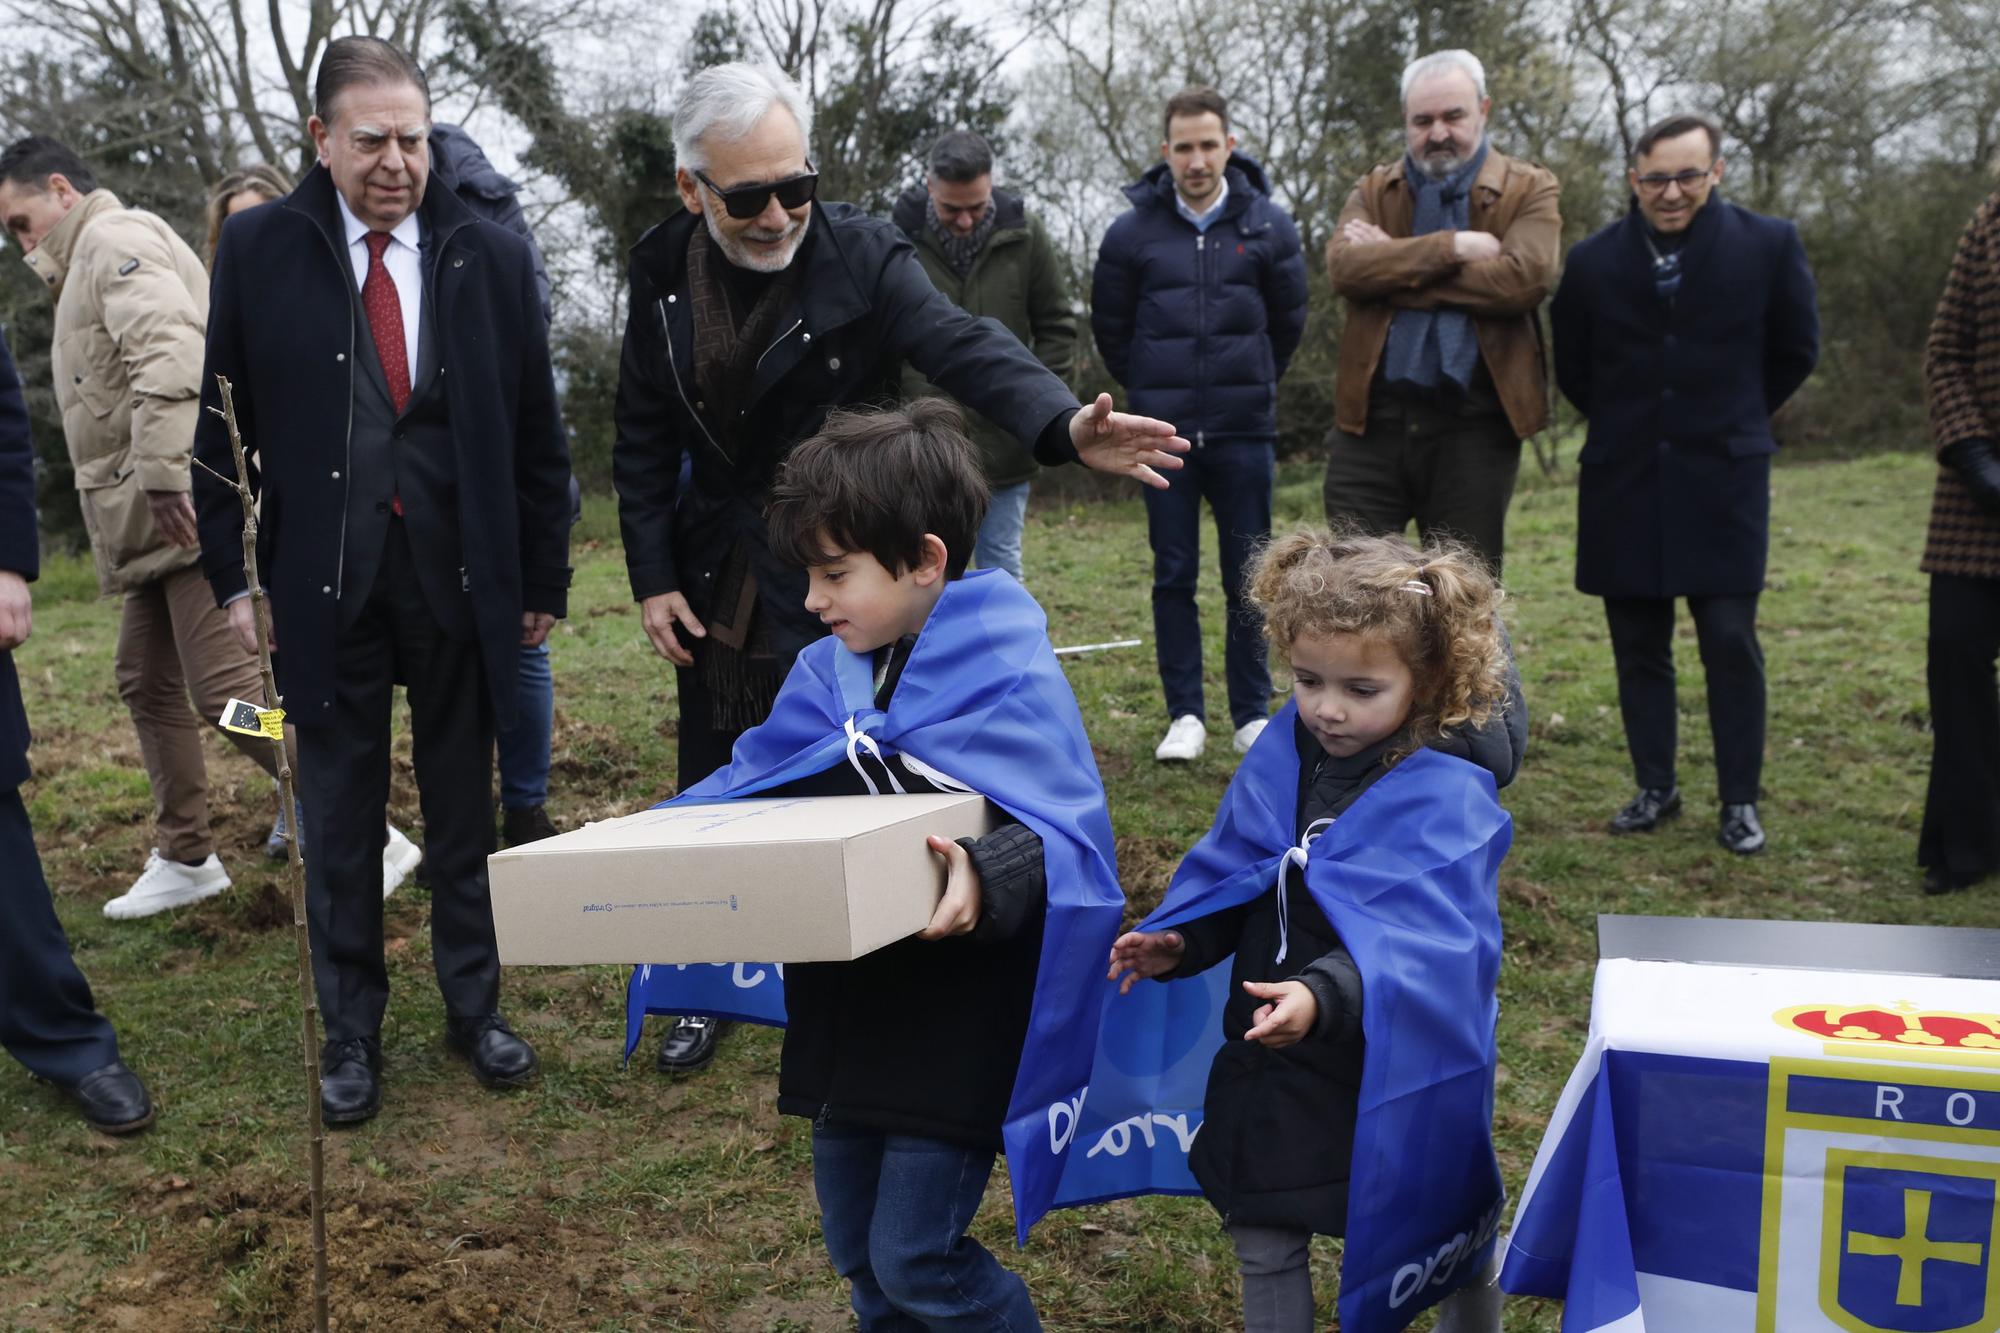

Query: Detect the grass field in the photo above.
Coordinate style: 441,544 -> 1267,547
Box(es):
0,448 -> 1963,1331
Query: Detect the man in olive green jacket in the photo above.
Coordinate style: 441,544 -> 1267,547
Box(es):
0,135 -> 284,919
892,130 -> 1077,581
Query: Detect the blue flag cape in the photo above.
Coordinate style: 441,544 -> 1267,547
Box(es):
623,569 -> 1124,1242
1049,704 -> 1511,1333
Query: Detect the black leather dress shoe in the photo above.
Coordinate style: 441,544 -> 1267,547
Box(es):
1718,803 -> 1767,855
320,1037 -> 382,1126
657,1015 -> 731,1074
1924,866 -> 1988,895
502,804 -> 559,847
1609,786 -> 1682,834
446,1015 -> 539,1089
65,1061 -> 155,1135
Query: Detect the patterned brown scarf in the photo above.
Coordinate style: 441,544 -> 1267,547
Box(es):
926,204 -> 997,279
687,225 -> 803,456
684,226 -> 805,729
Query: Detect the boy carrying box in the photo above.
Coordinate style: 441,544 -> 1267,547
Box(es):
627,400 -> 1123,1328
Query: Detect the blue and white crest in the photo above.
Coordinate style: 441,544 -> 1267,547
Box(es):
1758,1059 -> 2000,1333
1822,1151 -> 1999,1333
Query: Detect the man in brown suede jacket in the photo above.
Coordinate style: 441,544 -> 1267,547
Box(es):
1323,49 -> 1560,574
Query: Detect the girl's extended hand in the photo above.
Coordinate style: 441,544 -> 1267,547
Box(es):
1107,929 -> 1186,994
920,835 -> 983,938
1242,980 -> 1318,1047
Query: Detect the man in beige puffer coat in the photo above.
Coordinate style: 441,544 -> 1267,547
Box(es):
0,135 -> 286,919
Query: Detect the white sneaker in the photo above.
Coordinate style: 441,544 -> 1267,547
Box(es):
104,850 -> 230,920
383,824 -> 422,900
1154,714 -> 1207,762
1232,717 -> 1269,754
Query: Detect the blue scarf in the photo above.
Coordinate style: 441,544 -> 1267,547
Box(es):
1049,703 -> 1511,1332
622,569 -> 1124,1242
1382,140 -> 1489,393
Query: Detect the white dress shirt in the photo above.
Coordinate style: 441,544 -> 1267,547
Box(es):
1175,174 -> 1230,233
334,192 -> 423,385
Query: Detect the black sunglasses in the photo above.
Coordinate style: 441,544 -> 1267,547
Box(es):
693,165 -> 819,220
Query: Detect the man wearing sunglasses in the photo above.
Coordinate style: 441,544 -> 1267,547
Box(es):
1551,113 -> 1819,855
613,61 -> 1187,1077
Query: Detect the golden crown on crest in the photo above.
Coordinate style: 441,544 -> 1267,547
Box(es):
1773,1000 -> 2000,1052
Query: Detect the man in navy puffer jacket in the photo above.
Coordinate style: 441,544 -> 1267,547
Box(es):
1093,86 -> 1308,763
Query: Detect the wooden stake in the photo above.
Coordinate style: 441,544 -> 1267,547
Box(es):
199,376 -> 330,1333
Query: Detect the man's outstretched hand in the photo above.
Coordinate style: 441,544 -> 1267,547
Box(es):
1069,393 -> 1189,489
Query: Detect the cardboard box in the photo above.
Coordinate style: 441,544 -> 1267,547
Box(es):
488,793 -> 994,965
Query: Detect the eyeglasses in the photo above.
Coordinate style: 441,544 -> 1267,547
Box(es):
1633,167 -> 1713,195
693,165 -> 819,219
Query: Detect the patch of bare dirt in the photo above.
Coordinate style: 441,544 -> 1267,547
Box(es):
722,1293 -> 847,1331
1114,835 -> 1185,918
93,1174 -> 639,1332
1090,743 -> 1134,781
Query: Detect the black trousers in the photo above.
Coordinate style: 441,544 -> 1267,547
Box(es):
1602,593 -> 1765,805
297,522 -> 499,1042
1322,390 -> 1521,576
0,787 -> 121,1083
673,660 -> 752,792
1922,574 -> 2000,881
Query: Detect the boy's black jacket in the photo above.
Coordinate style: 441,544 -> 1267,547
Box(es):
765,636 -> 1048,1152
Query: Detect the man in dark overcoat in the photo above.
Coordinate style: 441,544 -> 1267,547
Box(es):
192,37 -> 573,1124
615,61 -> 1187,1074
0,327 -> 154,1133
1919,191 -> 2000,894
1551,113 -> 1819,855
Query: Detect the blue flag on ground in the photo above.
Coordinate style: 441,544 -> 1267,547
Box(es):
1050,708 -> 1512,1333
623,570 -> 1124,1241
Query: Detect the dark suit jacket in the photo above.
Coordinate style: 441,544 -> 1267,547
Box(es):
1,330 -> 37,791
192,166 -> 572,727
1553,197 -> 1820,598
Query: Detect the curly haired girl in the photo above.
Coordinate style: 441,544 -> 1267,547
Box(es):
1107,527 -> 1515,1333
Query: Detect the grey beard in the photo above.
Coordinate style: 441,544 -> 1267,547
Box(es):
703,205 -> 809,273
1415,134 -> 1485,182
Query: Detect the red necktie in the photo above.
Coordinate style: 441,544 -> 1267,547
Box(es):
362,232 -> 410,516
362,231 -> 412,414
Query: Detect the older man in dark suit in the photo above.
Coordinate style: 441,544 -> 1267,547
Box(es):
0,328 -> 153,1133
193,37 -> 573,1124
1552,113 -> 1819,855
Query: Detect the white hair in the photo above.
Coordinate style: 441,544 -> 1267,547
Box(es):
1400,50 -> 1487,105
672,62 -> 814,173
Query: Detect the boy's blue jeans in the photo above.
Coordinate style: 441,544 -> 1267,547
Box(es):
812,1125 -> 1042,1331
496,641 -> 553,810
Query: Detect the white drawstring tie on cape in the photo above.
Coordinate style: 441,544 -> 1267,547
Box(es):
1274,816 -> 1335,965
843,715 -> 909,795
